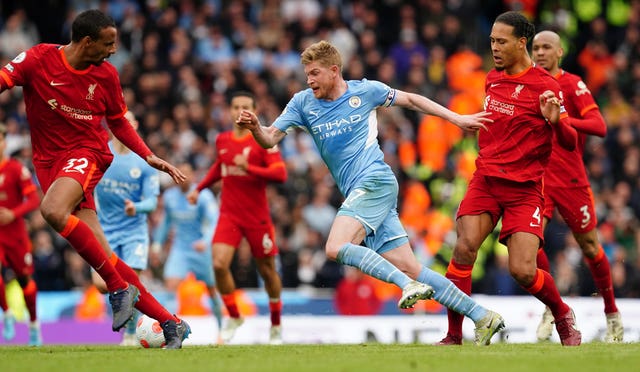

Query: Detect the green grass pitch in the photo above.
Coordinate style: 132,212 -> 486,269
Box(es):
1,343 -> 638,372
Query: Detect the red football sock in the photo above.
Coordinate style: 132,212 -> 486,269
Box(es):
22,279 -> 38,322
585,246 -> 618,314
112,256 -> 176,323
269,298 -> 282,326
222,293 -> 240,318
444,259 -> 473,337
59,215 -> 127,292
523,268 -> 570,318
536,248 -> 551,273
0,275 -> 8,312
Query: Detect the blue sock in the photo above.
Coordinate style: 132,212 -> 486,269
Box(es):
336,243 -> 411,288
210,292 -> 224,330
126,310 -> 139,335
418,267 -> 487,322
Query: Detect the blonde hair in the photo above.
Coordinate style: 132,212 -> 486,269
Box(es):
300,40 -> 342,71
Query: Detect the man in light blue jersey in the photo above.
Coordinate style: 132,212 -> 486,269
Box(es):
238,40 -> 504,345
94,111 -> 160,346
152,163 -> 224,343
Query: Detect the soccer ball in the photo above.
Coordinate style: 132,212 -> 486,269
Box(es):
135,315 -> 166,348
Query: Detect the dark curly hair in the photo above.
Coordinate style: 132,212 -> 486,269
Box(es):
495,11 -> 536,45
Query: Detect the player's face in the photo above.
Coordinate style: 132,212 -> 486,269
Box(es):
490,22 -> 523,71
85,26 -> 118,66
230,96 -> 255,123
304,61 -> 337,100
532,34 -> 561,72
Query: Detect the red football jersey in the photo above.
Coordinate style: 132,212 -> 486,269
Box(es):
544,70 -> 600,188
0,44 -> 127,165
0,158 -> 37,233
213,131 -> 285,226
477,65 -> 565,182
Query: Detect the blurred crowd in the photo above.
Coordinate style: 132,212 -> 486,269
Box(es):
1,0 -> 640,304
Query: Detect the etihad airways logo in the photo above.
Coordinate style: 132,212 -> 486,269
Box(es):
310,115 -> 362,140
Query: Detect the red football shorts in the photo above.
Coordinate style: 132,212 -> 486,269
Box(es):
213,214 -> 279,258
544,184 -> 597,233
0,227 -> 34,276
34,149 -> 111,212
457,175 -> 545,245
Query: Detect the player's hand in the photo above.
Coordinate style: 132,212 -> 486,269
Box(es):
0,207 -> 15,225
186,189 -> 199,205
236,110 -> 259,131
539,90 -> 562,124
192,240 -> 206,252
124,199 -> 136,216
454,111 -> 492,132
146,154 -> 187,184
233,154 -> 248,170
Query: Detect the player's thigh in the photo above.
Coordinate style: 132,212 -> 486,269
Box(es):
364,210 -> 409,254
244,224 -> 279,259
117,240 -> 149,271
456,175 -> 501,250
552,186 -> 597,233
254,255 -> 277,276
495,178 -> 544,245
189,255 -> 216,287
163,249 -> 190,282
0,231 -> 34,277
37,150 -> 108,214
337,175 -> 399,236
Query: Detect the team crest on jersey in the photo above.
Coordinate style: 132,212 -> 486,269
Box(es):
511,84 -> 524,99
86,83 -> 97,100
575,80 -> 591,96
349,96 -> 361,108
12,52 -> 26,64
129,167 -> 142,179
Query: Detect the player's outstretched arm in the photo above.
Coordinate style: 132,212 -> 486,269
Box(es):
393,90 -> 491,131
145,154 -> 187,184
236,110 -> 287,149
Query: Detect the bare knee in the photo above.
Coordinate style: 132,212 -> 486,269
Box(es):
452,238 -> 479,265
324,241 -> 343,261
510,266 -> 536,286
40,203 -> 69,232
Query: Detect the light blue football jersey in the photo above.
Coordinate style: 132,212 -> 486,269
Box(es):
95,142 -> 159,246
153,184 -> 218,254
273,79 -> 397,196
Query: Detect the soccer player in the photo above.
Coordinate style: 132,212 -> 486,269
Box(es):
438,12 -> 582,346
0,9 -> 190,348
532,30 -> 623,343
94,111 -> 160,346
0,123 -> 42,346
236,40 -> 505,345
153,162 -> 224,343
187,91 -> 287,345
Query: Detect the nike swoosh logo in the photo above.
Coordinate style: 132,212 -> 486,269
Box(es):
530,222 -> 540,227
490,83 -> 500,88
50,81 -> 66,86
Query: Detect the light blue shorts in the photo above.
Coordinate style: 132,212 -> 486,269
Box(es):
337,174 -> 409,254
163,248 -> 215,286
111,237 -> 149,271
